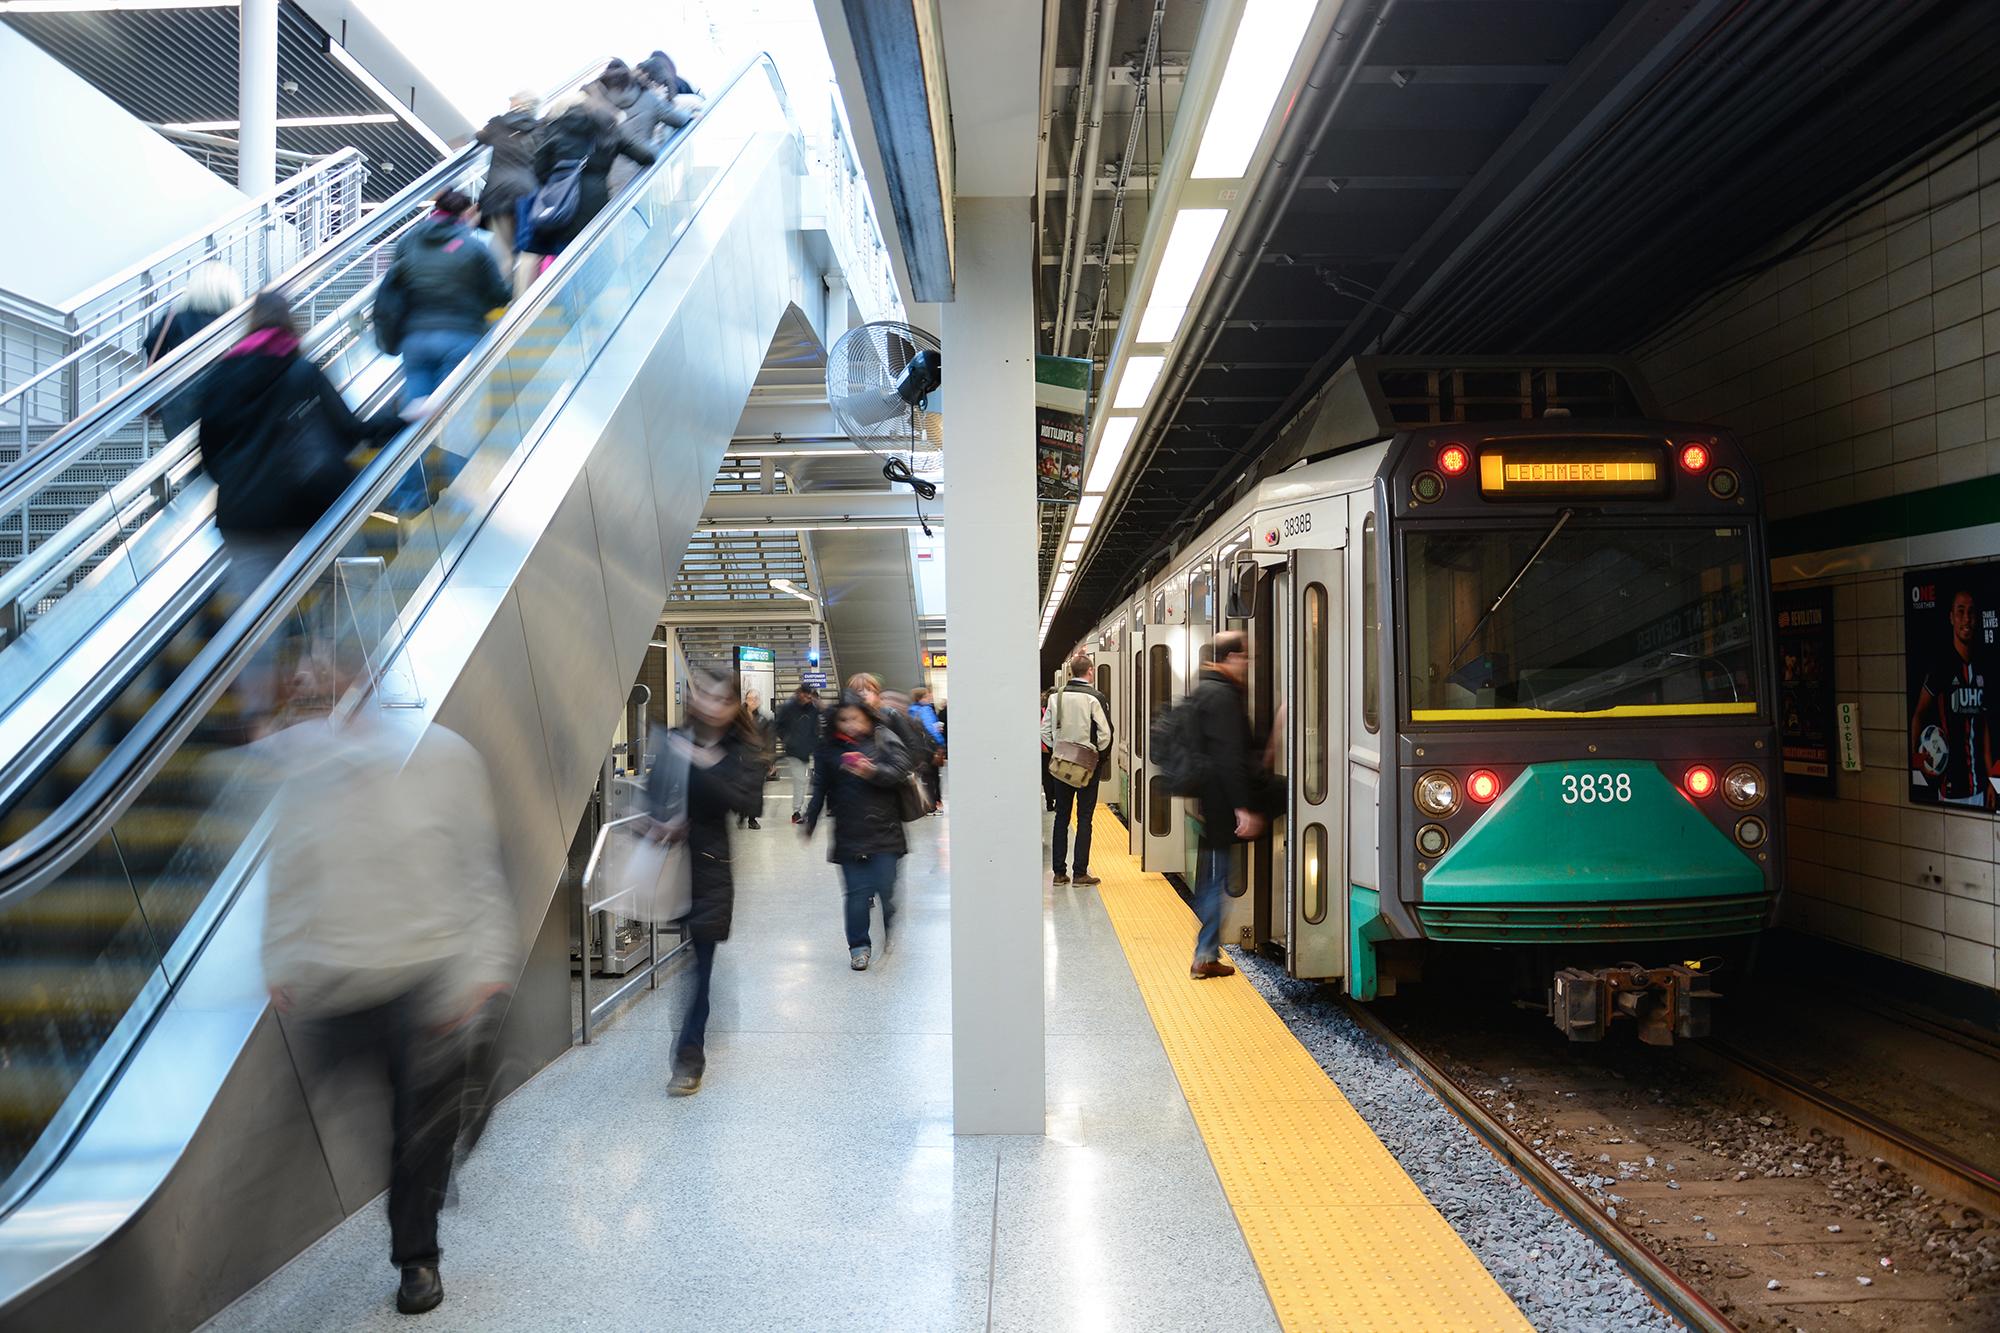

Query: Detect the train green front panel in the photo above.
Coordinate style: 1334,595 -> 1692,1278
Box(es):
1422,761 -> 1762,905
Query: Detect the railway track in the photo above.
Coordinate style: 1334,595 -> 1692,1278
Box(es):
1347,997 -> 2000,1333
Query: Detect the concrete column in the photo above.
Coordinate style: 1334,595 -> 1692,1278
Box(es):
943,196 -> 1043,1134
237,0 -> 278,194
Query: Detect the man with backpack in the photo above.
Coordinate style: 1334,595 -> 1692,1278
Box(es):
1042,654 -> 1113,887
1181,631 -> 1264,978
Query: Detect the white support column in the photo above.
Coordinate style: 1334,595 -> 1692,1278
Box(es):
237,0 -> 279,194
943,196 -> 1043,1134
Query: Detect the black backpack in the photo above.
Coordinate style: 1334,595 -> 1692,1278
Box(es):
1148,696 -> 1206,797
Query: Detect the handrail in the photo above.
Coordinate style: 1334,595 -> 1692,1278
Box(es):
0,54 -> 786,910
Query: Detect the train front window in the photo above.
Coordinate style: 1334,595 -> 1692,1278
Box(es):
1404,525 -> 1758,720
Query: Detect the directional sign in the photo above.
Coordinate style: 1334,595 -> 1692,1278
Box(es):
800,671 -> 829,689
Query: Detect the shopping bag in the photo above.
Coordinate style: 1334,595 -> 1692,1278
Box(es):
595,824 -> 692,924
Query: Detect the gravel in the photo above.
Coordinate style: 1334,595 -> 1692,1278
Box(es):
1229,946 -> 1685,1332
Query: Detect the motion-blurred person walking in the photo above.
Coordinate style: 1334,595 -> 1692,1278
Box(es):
646,672 -> 762,1096
1043,653 -> 1112,886
524,92 -> 657,260
583,58 -> 670,194
1186,631 -> 1268,979
803,695 -> 912,971
146,259 -> 242,441
259,669 -> 516,1315
637,51 -> 703,126
734,686 -> 773,829
474,91 -> 542,295
774,684 -> 822,824
909,686 -> 946,812
376,188 -> 511,412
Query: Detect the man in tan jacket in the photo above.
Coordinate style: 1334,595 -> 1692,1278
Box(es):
1041,653 -> 1113,886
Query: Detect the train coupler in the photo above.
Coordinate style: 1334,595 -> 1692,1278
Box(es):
1549,963 -> 1719,1045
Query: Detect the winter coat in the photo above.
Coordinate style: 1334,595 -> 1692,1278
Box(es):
475,108 -> 542,222
384,215 -> 511,339
147,304 -> 230,438
530,108 -> 657,253
774,696 -> 822,761
909,700 -> 945,746
1189,665 -> 1260,848
880,705 -> 935,767
584,78 -> 671,193
646,726 -> 763,942
194,331 -> 399,534
804,723 -> 912,863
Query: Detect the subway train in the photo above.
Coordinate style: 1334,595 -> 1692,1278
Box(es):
1072,358 -> 1781,1044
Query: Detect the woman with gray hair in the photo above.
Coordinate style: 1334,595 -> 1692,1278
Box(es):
145,259 -> 243,440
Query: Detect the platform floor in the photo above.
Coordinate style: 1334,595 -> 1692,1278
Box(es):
202,792 -> 1278,1331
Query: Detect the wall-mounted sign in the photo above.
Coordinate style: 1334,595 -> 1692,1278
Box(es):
1904,562 -> 1999,811
735,645 -> 775,664
1036,354 -> 1089,505
923,651 -> 948,668
1775,587 -> 1835,796
800,670 -> 828,690
1837,701 -> 1862,772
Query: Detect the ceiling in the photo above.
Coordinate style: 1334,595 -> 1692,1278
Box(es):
1047,0 -> 2000,669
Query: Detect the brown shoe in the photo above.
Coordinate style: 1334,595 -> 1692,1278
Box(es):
1070,873 -> 1101,887
1051,872 -> 1069,885
1189,961 -> 1236,980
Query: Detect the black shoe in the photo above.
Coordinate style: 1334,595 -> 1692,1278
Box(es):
397,1264 -> 443,1314
791,812 -> 802,824
748,817 -> 760,829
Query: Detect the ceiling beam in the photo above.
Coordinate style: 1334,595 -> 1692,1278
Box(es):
700,490 -> 947,528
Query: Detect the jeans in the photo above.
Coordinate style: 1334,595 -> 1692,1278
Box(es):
401,327 -> 484,403
784,756 -> 810,816
293,985 -> 463,1267
675,938 -> 718,1069
839,853 -> 900,948
1192,845 -> 1230,965
1051,777 -> 1098,876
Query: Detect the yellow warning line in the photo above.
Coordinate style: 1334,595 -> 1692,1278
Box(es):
1089,807 -> 1531,1332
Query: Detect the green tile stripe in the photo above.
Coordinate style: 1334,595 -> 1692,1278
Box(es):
1769,473 -> 2000,557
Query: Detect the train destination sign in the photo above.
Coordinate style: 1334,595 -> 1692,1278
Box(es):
1476,445 -> 1666,499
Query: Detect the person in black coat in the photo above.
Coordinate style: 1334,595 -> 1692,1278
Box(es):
773,685 -> 822,823
474,92 -> 541,294
147,259 -> 243,441
802,696 -> 912,971
645,672 -> 762,1096
525,96 -> 657,257
1186,630 -> 1268,979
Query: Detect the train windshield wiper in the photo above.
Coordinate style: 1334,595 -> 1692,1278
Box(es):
1443,508 -> 1574,677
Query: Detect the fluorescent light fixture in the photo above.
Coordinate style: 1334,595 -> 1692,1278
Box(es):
330,40 -> 452,157
769,578 -> 817,604
1192,0 -> 1319,179
1060,561 -> 1078,573
1075,494 -> 1104,524
1084,417 -> 1139,494
162,114 -> 401,133
1062,541 -> 1083,561
1069,523 -> 1092,542
1134,209 -> 1228,344
0,1 -> 235,11
1112,356 -> 1165,410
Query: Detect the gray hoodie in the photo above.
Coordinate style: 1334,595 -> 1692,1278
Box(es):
586,79 -> 670,193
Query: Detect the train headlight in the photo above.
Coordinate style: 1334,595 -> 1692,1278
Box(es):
1734,816 -> 1768,849
1683,765 -> 1716,798
1415,823 -> 1450,857
1723,764 -> 1765,809
1413,770 -> 1460,817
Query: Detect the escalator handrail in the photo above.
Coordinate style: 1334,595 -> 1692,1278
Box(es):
0,55 -> 791,908
0,58 -> 608,510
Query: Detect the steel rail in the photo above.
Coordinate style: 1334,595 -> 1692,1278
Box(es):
1340,997 -> 1738,1333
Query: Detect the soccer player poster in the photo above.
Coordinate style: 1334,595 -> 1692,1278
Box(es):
1904,563 -> 2000,810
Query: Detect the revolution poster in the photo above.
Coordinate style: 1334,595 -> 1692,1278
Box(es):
1775,588 -> 1835,796
1036,354 -> 1089,505
1904,562 -> 2000,811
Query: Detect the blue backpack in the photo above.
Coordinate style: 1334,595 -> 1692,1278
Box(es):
519,156 -> 586,252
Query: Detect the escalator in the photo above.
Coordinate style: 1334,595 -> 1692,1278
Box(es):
0,58 -> 818,1330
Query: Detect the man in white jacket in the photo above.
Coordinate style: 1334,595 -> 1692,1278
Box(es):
1041,653 -> 1113,886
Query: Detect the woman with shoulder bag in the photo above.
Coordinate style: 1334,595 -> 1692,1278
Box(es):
801,696 -> 912,971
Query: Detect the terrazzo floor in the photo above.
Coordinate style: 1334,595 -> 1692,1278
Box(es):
199,793 -> 1277,1332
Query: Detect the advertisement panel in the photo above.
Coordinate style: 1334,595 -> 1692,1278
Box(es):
1903,562 -> 2000,810
1775,588 -> 1836,796
1036,354 -> 1090,504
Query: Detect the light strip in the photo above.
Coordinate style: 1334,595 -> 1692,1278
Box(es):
161,114 -> 401,132
1134,208 -> 1228,344
1112,356 -> 1164,410
1191,0 -> 1319,180
1075,494 -> 1104,523
330,40 -> 452,157
0,1 -> 236,10
1084,417 -> 1139,494
1062,541 -> 1083,561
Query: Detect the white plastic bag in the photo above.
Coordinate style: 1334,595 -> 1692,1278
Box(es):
595,824 -> 691,924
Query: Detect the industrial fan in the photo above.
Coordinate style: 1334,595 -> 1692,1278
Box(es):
824,321 -> 943,529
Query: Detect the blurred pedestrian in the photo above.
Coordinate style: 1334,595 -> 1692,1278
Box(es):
1042,653 -> 1111,887
734,686 -> 773,829
1040,687 -> 1060,812
908,686 -> 945,811
865,677 -> 937,795
524,91 -> 657,259
802,695 -> 912,971
147,259 -> 243,440
774,684 -> 821,824
637,50 -> 703,128
583,58 -> 670,194
474,91 -> 542,296
646,671 -> 762,1096
260,682 -> 516,1315
1187,630 -> 1267,980
377,187 -> 511,412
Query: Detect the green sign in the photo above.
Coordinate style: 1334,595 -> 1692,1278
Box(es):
736,645 -> 775,664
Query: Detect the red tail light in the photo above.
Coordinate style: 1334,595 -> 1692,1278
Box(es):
1679,442 -> 1710,473
1684,765 -> 1716,797
1467,769 -> 1500,803
1439,444 -> 1470,476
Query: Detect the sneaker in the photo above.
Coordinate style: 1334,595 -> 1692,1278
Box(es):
791,812 -> 803,824
1071,873 -> 1101,887
1051,872 -> 1070,885
668,1070 -> 702,1097
1189,960 -> 1236,980
850,947 -> 870,971
748,817 -> 760,829
396,1264 -> 443,1314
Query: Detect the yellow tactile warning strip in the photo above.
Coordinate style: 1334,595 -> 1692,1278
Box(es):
1088,807 -> 1532,1332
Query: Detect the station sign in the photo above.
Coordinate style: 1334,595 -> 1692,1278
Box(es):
736,645 -> 775,664
800,670 -> 828,689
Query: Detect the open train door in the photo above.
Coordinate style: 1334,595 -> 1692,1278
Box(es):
1283,546 -> 1348,980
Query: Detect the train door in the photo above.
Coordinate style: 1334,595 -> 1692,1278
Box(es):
1261,559 -> 1292,955
1093,623 -> 1123,816
1344,495 -> 1382,929
1286,546 -> 1347,981
1129,601 -> 1146,858
1142,578 -> 1187,875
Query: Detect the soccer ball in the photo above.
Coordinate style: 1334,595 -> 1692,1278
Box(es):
1918,724 -> 1949,777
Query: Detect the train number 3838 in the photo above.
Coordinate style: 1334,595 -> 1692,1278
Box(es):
1561,772 -> 1632,804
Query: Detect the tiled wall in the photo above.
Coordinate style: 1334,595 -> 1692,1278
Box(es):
1636,120 -> 2000,995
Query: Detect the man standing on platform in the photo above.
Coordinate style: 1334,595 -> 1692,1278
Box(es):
1042,653 -> 1112,887
775,684 -> 823,824
1189,630 -> 1265,979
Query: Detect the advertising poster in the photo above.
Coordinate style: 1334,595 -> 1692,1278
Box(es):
1775,588 -> 1835,796
1904,562 -> 2000,810
1036,354 -> 1090,505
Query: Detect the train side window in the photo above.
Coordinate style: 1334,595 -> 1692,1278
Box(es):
1304,583 -> 1328,805
1302,823 -> 1328,925
1095,663 -> 1110,713
1227,558 -> 1256,621
1361,513 -> 1379,734
1191,569 -> 1212,627
1148,643 -> 1172,722
1133,650 -> 1144,758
